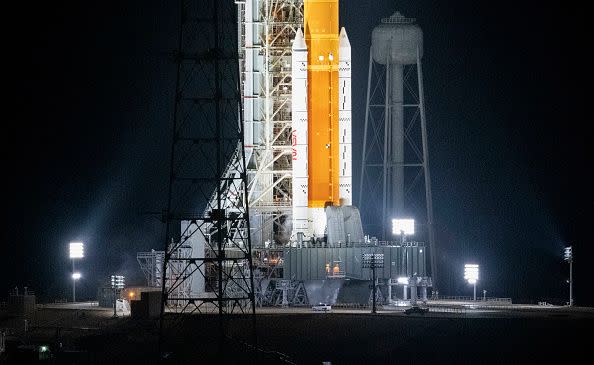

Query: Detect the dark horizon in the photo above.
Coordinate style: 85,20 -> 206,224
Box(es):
2,1 -> 592,305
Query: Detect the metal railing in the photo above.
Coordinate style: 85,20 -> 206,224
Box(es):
283,241 -> 426,249
332,303 -> 370,309
430,295 -> 512,303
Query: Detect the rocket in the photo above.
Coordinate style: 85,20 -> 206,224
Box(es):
292,0 -> 352,239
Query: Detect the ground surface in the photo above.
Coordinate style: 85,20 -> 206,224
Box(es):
2,303 -> 593,364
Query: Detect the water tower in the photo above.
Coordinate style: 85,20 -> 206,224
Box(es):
359,12 -> 437,290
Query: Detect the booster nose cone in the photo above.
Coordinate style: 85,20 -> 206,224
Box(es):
292,28 -> 307,51
339,27 -> 351,50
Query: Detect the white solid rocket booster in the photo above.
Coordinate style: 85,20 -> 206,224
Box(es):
338,27 -> 352,206
291,26 -> 352,239
291,29 -> 309,236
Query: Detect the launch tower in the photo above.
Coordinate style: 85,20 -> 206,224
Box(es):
160,2 -> 435,309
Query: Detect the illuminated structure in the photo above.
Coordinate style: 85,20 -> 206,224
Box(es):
464,264 -> 479,300
291,0 -> 352,238
137,250 -> 164,288
359,12 -> 438,291
564,246 -> 573,306
111,275 -> 125,317
69,242 -> 84,302
160,1 -> 433,309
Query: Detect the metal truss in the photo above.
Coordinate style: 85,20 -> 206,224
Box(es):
159,0 -> 255,331
239,0 -> 304,246
250,248 -> 311,306
359,29 -> 437,289
137,250 -> 165,287
271,280 -> 309,307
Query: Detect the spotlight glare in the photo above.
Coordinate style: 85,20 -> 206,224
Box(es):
564,246 -> 572,262
69,242 -> 84,259
464,264 -> 479,282
397,277 -> 409,285
392,219 -> 415,235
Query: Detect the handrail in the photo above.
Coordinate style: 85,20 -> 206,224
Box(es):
430,295 -> 512,303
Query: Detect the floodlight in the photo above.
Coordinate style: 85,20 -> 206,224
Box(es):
69,244 -> 84,302
361,253 -> 385,314
69,242 -> 84,259
464,264 -> 479,300
362,253 -> 385,268
564,246 -> 572,262
464,264 -> 479,283
563,246 -> 573,306
392,219 -> 415,235
111,275 -> 125,289
397,277 -> 409,285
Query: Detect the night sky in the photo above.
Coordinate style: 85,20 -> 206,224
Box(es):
3,1 -> 592,305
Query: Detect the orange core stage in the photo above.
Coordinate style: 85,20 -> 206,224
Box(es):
304,0 -> 340,208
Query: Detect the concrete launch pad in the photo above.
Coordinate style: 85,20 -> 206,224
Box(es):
2,303 -> 592,364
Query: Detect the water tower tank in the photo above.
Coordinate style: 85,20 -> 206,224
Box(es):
371,12 -> 423,65
369,12 -> 423,219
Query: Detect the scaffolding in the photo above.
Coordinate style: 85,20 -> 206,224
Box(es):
137,250 -> 165,287
239,0 -> 304,246
158,0 -> 255,328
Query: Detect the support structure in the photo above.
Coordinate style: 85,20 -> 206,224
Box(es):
137,250 -> 165,287
359,12 -> 437,291
239,0 -> 304,246
72,260 -> 76,303
158,0 -> 256,356
564,246 -> 573,306
362,253 -> 384,314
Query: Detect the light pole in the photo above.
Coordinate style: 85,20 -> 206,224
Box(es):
111,275 -> 125,317
362,253 -> 384,313
392,218 -> 415,299
71,272 -> 81,302
464,264 -> 479,301
564,246 -> 573,306
69,242 -> 84,302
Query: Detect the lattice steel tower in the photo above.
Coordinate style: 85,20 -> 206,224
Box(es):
158,0 -> 255,332
239,0 -> 304,246
359,12 -> 438,290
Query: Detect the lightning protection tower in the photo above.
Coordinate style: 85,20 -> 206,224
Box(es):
158,0 -> 256,358
359,12 -> 438,290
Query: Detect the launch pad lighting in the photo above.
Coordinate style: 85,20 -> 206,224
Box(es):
464,264 -> 479,284
111,275 -> 125,289
564,246 -> 572,262
392,219 -> 415,235
397,277 -> 409,285
564,246 -> 573,306
464,264 -> 479,300
69,242 -> 84,302
110,275 -> 125,317
69,242 -> 84,258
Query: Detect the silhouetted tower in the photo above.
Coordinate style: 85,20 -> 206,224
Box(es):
359,12 -> 438,290
158,0 -> 256,358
